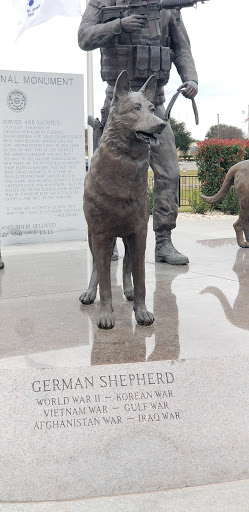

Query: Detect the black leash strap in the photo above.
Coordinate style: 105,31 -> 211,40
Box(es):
165,82 -> 199,125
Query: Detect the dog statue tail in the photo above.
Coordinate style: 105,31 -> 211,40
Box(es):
200,163 -> 238,205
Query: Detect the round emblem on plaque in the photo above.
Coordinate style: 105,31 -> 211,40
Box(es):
7,90 -> 27,112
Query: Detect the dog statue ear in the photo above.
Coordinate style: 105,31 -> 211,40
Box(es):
113,70 -> 130,101
140,74 -> 157,104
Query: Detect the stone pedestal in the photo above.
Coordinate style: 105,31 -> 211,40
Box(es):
0,357 -> 249,502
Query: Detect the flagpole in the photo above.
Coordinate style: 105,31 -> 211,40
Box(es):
85,0 -> 94,163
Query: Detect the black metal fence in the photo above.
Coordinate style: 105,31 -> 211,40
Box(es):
148,174 -> 200,207
179,174 -> 200,207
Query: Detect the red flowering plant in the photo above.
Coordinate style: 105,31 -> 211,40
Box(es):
196,139 -> 249,214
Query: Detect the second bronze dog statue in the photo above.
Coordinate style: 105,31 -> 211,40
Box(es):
201,160 -> 249,248
80,71 -> 166,329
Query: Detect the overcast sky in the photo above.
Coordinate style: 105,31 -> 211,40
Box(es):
0,0 -> 248,140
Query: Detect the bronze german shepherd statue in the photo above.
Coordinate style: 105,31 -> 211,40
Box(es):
201,160 -> 249,248
80,71 -> 166,329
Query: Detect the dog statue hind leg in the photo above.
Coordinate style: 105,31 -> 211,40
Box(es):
233,205 -> 249,248
243,218 -> 249,246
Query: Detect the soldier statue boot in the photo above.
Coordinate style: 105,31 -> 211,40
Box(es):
155,230 -> 189,265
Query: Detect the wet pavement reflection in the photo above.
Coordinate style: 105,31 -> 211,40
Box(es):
90,264 -> 187,365
200,248 -> 249,332
1,216 -> 249,368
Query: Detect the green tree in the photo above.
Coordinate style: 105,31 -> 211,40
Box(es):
205,124 -> 245,140
170,117 -> 193,154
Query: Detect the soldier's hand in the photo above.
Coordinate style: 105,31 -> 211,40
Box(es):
181,81 -> 198,99
121,15 -> 146,33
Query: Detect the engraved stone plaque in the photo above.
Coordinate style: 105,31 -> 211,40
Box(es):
0,71 -> 86,245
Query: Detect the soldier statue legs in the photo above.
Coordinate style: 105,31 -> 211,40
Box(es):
104,92 -> 188,266
151,104 -> 188,265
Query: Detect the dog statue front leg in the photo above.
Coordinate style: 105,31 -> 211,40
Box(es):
131,232 -> 154,326
93,235 -> 115,329
79,259 -> 98,304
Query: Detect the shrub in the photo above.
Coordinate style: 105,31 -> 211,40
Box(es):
216,187 -> 240,215
244,144 -> 249,161
189,189 -> 211,214
196,138 -> 249,215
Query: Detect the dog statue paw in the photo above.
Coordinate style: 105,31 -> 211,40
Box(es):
239,241 -> 249,248
124,286 -> 134,301
79,289 -> 97,305
97,312 -> 115,329
134,308 -> 154,326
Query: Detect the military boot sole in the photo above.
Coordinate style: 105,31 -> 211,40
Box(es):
155,253 -> 189,265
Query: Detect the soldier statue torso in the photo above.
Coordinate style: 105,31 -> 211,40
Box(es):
100,0 -> 173,88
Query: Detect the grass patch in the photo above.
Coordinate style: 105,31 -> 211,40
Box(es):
178,205 -> 193,212
148,168 -> 200,212
179,169 -> 198,177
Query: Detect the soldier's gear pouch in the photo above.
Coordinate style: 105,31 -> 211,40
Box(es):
101,46 -> 133,82
135,45 -> 150,79
101,44 -> 172,85
135,45 -> 172,82
150,46 -> 160,77
159,46 -> 171,81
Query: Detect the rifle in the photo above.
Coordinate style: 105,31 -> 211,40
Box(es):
159,0 -> 208,8
88,107 -> 108,152
101,0 -> 209,35
160,0 -> 209,24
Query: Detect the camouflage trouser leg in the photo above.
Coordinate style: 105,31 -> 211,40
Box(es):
150,104 -> 179,233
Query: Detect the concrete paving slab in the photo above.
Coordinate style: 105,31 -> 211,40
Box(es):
1,213 -> 248,367
1,479 -> 249,512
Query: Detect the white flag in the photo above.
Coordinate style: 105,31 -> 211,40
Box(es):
13,0 -> 82,37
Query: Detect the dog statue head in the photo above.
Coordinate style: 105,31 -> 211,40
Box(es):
109,70 -> 166,147
113,70 -> 157,104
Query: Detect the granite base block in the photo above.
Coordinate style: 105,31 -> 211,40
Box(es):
0,356 -> 249,502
